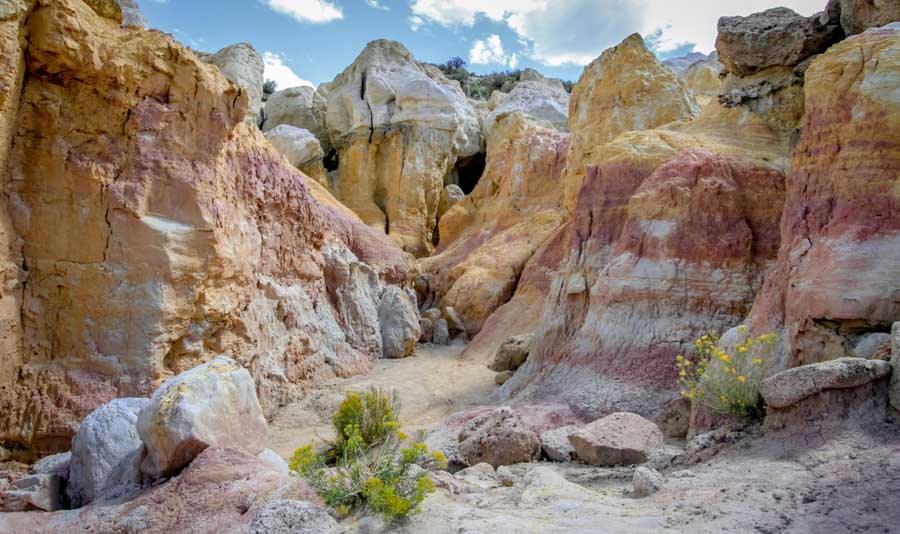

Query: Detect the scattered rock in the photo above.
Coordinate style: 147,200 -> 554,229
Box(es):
655,398 -> 692,439
432,318 -> 451,345
457,407 -> 540,468
760,357 -> 892,409
248,499 -> 339,534
201,43 -> 265,125
632,466 -> 665,497
539,425 -> 578,462
137,356 -> 268,478
716,7 -> 843,76
31,452 -> 70,478
258,449 -> 290,475
496,465 -> 515,487
67,397 -> 148,508
378,286 -> 420,358
569,413 -> 664,466
494,371 -> 514,385
488,334 -> 534,372
438,184 -> 465,219
423,308 -> 443,322
419,317 -> 435,343
455,463 -> 502,490
2,473 -> 63,512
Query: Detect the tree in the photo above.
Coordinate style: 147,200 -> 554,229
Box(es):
445,56 -> 466,71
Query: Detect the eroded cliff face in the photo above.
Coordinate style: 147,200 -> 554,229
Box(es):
324,40 -> 482,257
0,0 -> 411,460
745,24 -> 900,371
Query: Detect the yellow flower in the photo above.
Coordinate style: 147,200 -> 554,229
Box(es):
738,347 -> 748,353
676,355 -> 684,361
720,395 -> 728,402
737,375 -> 746,383
680,389 -> 688,397
679,370 -> 687,377
752,358 -> 762,365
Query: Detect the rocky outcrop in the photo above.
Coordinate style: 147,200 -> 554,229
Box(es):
378,286 -> 419,358
419,113 -> 567,339
67,398 -> 147,507
482,68 -> 569,138
568,412 -> 663,466
663,52 -> 709,76
760,357 -> 892,408
262,85 -> 330,152
437,184 -> 464,219
457,407 -> 541,467
137,356 -> 267,478
563,34 -> 699,210
826,0 -> 900,35
325,39 -> 481,256
682,53 -> 724,108
488,334 -> 534,372
744,24 -> 900,372
265,125 -> 329,187
201,43 -> 265,126
0,0 -> 411,460
716,7 -> 843,77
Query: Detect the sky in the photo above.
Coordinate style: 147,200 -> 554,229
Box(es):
139,0 -> 828,89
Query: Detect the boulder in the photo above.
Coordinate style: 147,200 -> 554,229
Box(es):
67,397 -> 147,507
483,68 -> 569,138
442,306 -> 466,335
378,286 -> 420,358
432,318 -> 451,345
760,357 -> 892,409
891,323 -> 900,413
569,413 -> 663,466
31,452 -> 71,478
717,65 -> 806,132
2,473 -> 62,512
202,43 -> 265,125
454,463 -> 502,490
632,467 -> 665,497
438,184 -> 465,219
682,53 -> 724,108
851,332 -> 892,360
457,407 -> 540,468
494,371 -> 514,385
716,7 -> 843,76
539,425 -> 578,462
137,356 -> 267,478
826,0 -> 900,35
263,85 -> 330,152
419,317 -> 435,343
257,449 -> 290,475
264,125 -> 328,187
248,499 -> 339,534
116,0 -> 147,28
488,334 -> 534,372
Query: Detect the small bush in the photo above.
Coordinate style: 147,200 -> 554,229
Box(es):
678,327 -> 778,417
290,388 -> 447,522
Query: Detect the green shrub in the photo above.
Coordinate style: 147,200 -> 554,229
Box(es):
290,388 -> 447,522
678,327 -> 778,417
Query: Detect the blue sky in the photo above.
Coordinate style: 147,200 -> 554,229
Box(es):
140,0 -> 827,88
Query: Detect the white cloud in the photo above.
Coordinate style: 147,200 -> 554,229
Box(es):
469,35 -> 518,67
263,0 -> 343,23
263,52 -> 314,89
365,0 -> 389,10
411,0 -> 830,66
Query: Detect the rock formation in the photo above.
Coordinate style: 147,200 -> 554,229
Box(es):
0,0 -> 412,461
482,68 -> 570,138
826,0 -> 900,35
263,85 -> 331,154
265,124 -> 329,186
324,39 -> 481,257
200,43 -> 265,126
743,23 -> 900,371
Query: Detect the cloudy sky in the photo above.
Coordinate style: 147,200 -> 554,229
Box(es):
140,0 -> 827,89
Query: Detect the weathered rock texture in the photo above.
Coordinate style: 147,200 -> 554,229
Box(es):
682,53 -> 724,108
419,112 -> 567,341
264,124 -> 329,187
744,24 -> 900,372
325,39 -> 481,256
201,42 -> 265,126
826,0 -> 900,35
716,7 -> 843,76
263,85 -> 330,153
0,0 -> 411,460
482,68 -> 569,137
760,357 -> 892,408
457,407 -> 541,468
569,412 -> 663,466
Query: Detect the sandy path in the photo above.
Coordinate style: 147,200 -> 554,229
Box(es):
267,342 -> 496,458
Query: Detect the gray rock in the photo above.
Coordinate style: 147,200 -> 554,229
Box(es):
632,467 -> 664,497
248,499 -> 339,534
889,323 -> 900,412
137,356 -> 267,478
438,184 -> 465,219
263,85 -> 330,153
419,317 -> 435,343
443,306 -> 466,336
851,332 -> 892,360
378,286 -> 420,358
116,0 -> 147,28
488,334 -> 534,372
760,357 -> 892,408
265,125 -> 324,169
826,0 -> 900,35
569,413 -> 663,466
31,452 -> 70,478
496,465 -> 515,487
654,398 -> 691,439
433,318 -> 451,345
455,463 -> 501,489
716,7 -> 843,76
257,449 -> 289,475
68,397 -> 148,508
203,43 -> 265,125
3,474 -> 63,512
458,407 -> 540,468
539,425 -> 578,462
423,308 -> 443,322
483,69 -> 569,138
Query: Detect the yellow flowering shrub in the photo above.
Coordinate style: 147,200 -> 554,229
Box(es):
678,327 -> 778,417
289,387 -> 447,522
